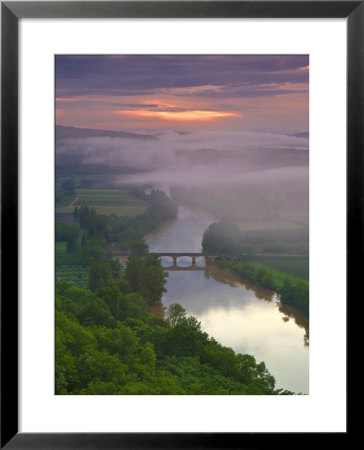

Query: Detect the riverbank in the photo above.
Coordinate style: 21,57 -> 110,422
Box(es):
160,262 -> 308,393
217,257 -> 309,316
145,203 -> 308,393
56,189 -> 178,286
56,257 -> 293,395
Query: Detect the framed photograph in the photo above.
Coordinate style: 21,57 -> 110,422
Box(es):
2,1 -> 357,447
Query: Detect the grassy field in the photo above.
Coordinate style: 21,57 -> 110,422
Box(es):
56,204 -> 146,216
55,188 -> 148,287
245,260 -> 308,289
251,255 -> 309,280
236,210 -> 309,232
55,188 -> 147,216
74,189 -> 146,205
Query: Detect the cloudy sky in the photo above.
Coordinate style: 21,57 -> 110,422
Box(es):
56,55 -> 309,133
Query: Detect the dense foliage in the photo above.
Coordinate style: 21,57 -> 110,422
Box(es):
278,279 -> 309,316
56,255 -> 293,395
218,258 -> 309,316
202,219 -> 308,255
218,259 -> 276,290
201,219 -> 309,315
55,193 -> 297,395
73,189 -> 178,250
55,189 -> 178,269
202,219 -> 248,254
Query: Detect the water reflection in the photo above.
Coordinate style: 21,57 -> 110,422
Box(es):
145,205 -> 216,253
278,302 -> 309,347
204,262 -> 275,302
161,267 -> 309,394
146,204 -> 309,394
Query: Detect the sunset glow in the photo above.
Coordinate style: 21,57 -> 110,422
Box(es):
117,109 -> 241,121
55,54 -> 310,397
56,55 -> 308,132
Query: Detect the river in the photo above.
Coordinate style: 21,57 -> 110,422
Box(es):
146,204 -> 309,394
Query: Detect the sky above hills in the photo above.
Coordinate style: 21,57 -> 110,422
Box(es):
56,55 -> 309,133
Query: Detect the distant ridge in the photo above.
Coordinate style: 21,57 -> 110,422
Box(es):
290,131 -> 309,139
56,125 -> 157,141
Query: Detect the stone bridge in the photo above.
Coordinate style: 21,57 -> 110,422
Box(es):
115,252 -> 237,270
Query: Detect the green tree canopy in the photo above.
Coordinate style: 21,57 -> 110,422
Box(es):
165,303 -> 186,327
88,261 -> 112,292
130,240 -> 149,256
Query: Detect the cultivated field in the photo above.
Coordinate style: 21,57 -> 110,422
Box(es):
55,242 -> 89,288
55,188 -> 147,216
56,265 -> 89,288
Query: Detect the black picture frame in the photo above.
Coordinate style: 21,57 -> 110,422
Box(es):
1,1 -> 357,448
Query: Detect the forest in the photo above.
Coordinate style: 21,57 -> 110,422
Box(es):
56,245 -> 293,395
54,55 -> 311,397
56,189 -> 178,269
202,218 -> 308,255
55,188 -> 302,394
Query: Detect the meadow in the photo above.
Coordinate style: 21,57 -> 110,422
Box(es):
250,255 -> 309,280
246,261 -> 308,289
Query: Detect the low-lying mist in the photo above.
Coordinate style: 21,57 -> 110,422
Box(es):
56,125 -> 309,231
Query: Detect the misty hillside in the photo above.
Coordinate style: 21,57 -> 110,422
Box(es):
290,132 -> 309,139
175,146 -> 308,170
56,126 -> 308,176
55,126 -> 309,228
56,125 -> 157,141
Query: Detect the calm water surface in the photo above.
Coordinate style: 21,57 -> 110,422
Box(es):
146,205 -> 309,394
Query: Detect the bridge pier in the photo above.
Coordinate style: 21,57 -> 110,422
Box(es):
191,256 -> 196,267
172,256 -> 177,267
